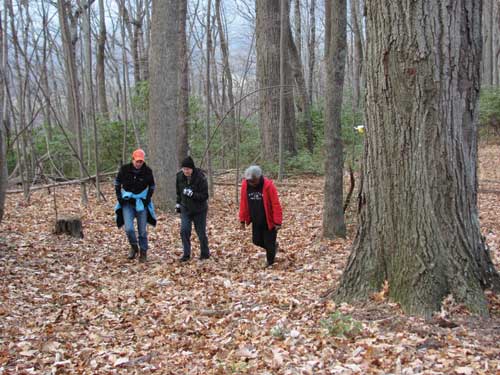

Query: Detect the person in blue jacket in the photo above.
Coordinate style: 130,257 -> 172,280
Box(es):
114,149 -> 156,262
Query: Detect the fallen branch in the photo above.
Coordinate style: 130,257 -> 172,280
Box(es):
7,171 -> 117,194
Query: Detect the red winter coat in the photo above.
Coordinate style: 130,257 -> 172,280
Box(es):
239,177 -> 282,230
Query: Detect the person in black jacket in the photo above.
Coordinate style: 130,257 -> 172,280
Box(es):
176,156 -> 210,262
115,149 -> 156,262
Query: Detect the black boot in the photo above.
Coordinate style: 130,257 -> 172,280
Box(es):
139,249 -> 147,263
128,244 -> 139,260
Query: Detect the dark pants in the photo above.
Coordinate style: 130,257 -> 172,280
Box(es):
180,208 -> 210,258
252,225 -> 277,265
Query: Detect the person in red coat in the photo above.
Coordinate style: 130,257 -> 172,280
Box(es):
239,165 -> 282,266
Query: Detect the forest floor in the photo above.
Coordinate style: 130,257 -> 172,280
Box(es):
1,145 -> 500,375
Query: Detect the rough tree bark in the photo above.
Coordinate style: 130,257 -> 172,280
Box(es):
335,0 -> 500,316
322,0 -> 346,239
57,0 -> 87,205
96,0 -> 109,119
0,9 -> 6,223
148,0 -> 180,210
256,0 -> 296,163
350,0 -> 363,108
307,0 -> 315,103
177,0 -> 189,166
286,2 -> 313,154
215,0 -> 237,167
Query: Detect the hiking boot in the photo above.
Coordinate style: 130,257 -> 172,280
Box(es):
128,244 -> 139,260
179,255 -> 190,262
199,253 -> 210,260
139,249 -> 147,263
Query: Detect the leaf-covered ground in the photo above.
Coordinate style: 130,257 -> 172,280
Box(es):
1,146 -> 500,374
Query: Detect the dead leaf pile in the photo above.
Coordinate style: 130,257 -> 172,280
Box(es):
1,145 -> 500,374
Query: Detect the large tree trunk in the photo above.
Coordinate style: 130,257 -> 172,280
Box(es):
322,0 -> 346,239
256,0 -> 296,163
177,0 -> 189,167
335,0 -> 500,317
148,0 -> 180,210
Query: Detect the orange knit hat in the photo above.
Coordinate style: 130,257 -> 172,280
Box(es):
132,149 -> 145,161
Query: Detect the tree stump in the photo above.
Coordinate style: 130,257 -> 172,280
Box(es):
54,215 -> 84,238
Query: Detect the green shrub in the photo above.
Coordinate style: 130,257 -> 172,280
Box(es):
321,311 -> 363,338
479,86 -> 500,138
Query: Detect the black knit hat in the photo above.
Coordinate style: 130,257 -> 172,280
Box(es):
181,156 -> 195,169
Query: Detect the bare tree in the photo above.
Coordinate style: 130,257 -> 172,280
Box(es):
256,0 -> 296,163
215,0 -> 236,168
205,0 -> 214,194
0,8 -> 7,223
286,1 -> 313,154
148,0 -> 180,210
177,0 -> 189,166
96,0 -> 109,119
57,0 -> 88,204
335,0 -> 500,316
307,0 -> 315,103
322,0 -> 346,238
350,0 -> 363,108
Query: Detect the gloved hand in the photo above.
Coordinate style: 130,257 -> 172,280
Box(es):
117,197 -> 125,206
175,203 -> 181,213
239,222 -> 246,230
275,224 -> 282,231
183,187 -> 194,197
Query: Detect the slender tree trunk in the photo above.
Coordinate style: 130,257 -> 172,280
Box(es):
293,0 -> 301,59
177,0 -> 189,166
0,9 -> 6,223
148,0 -> 180,210
335,0 -> 500,316
286,3 -> 313,153
7,0 -> 29,199
307,0 -> 315,103
350,0 -> 363,108
79,0 -> 101,201
57,0 -> 87,204
97,0 -> 109,119
215,0 -> 236,168
205,0 -> 214,195
322,0 -> 346,239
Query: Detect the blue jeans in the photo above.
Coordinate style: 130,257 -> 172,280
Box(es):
122,203 -> 148,251
180,208 -> 209,258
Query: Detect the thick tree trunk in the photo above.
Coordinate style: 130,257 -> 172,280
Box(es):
322,0 -> 346,239
335,0 -> 500,317
256,0 -> 296,163
148,0 -> 180,210
177,0 -> 189,166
